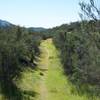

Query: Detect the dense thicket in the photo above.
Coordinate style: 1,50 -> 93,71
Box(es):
0,25 -> 43,99
42,1 -> 100,89
42,20 -> 100,96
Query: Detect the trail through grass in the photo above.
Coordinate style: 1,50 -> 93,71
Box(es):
0,38 -> 99,100
35,38 -> 99,100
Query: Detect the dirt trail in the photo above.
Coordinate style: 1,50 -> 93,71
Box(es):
37,39 -> 50,100
35,38 -> 90,100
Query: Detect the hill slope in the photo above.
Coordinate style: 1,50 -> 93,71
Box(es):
0,19 -> 12,27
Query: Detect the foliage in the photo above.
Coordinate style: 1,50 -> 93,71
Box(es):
0,25 -> 43,99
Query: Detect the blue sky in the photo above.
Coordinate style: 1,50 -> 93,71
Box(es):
0,0 -> 81,28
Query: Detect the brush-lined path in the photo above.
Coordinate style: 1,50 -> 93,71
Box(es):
0,39 -> 99,100
35,38 -> 90,100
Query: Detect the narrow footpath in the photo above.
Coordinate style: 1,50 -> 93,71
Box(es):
35,38 -> 89,100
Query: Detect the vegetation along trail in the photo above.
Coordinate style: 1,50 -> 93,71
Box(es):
2,38 -> 98,100
34,38 -> 96,100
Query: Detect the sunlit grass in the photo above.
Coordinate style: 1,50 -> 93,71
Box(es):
42,39 -> 99,100
14,68 -> 40,100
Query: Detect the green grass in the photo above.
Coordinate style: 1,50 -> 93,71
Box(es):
39,39 -> 99,100
15,68 -> 40,100
42,39 -> 86,100
0,67 -> 40,100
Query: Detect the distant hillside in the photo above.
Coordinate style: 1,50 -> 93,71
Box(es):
28,27 -> 47,32
45,20 -> 100,36
0,19 -> 13,27
0,19 -> 47,32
